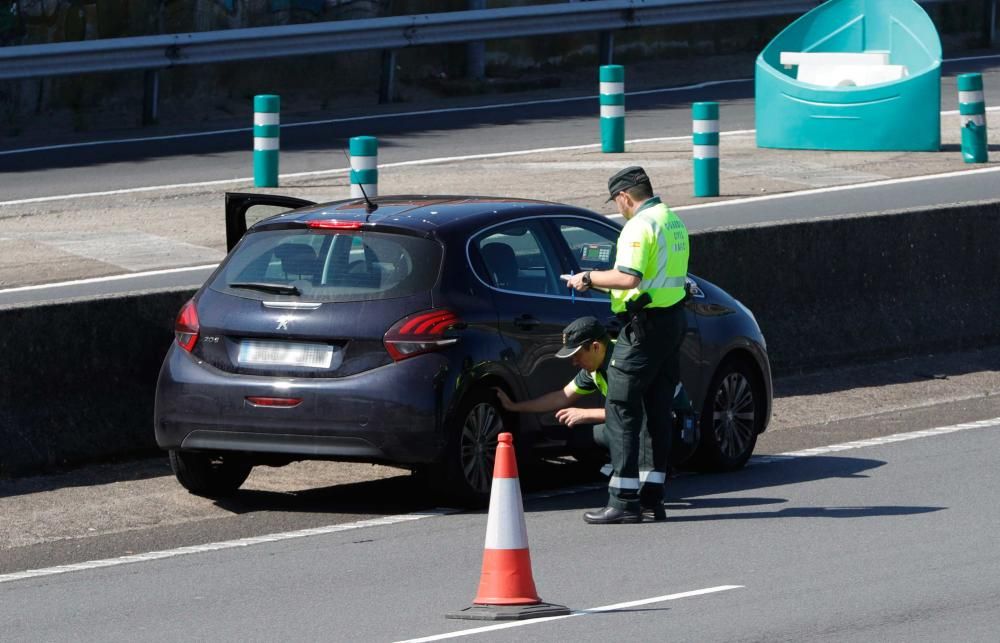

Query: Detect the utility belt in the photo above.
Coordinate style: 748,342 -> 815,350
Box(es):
615,293 -> 681,341
614,305 -> 678,322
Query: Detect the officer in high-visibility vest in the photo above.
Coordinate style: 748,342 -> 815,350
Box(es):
565,166 -> 690,524
493,316 -> 674,522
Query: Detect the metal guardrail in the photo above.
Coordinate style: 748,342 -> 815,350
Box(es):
0,0 -> 992,120
0,0 -> 991,81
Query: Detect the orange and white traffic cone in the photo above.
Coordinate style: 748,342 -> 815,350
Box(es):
448,432 -> 569,621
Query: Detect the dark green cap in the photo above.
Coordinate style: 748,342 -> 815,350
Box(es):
607,165 -> 651,202
556,317 -> 608,358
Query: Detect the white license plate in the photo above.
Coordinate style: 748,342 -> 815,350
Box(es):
238,340 -> 335,369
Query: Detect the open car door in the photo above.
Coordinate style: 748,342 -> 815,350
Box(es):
225,192 -> 316,252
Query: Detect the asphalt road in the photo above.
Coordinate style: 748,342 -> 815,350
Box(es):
2,400 -> 999,642
1,348 -> 999,641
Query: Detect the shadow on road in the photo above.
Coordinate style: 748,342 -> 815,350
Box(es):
665,504 -> 942,521
211,473 -> 430,516
522,452 -> 944,522
203,449 -> 927,523
0,455 -> 170,498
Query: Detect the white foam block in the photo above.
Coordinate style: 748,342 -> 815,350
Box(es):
781,51 -> 889,69
796,63 -> 908,87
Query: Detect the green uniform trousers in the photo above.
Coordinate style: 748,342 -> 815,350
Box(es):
603,303 -> 686,511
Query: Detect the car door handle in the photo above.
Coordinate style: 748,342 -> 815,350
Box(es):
513,315 -> 541,330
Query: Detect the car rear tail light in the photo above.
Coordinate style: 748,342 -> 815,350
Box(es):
175,299 -> 200,353
383,309 -> 461,362
246,396 -> 303,408
307,219 -> 363,230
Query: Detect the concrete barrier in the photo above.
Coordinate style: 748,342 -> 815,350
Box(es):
689,200 -> 1000,371
2,201 -> 998,476
0,289 -> 195,477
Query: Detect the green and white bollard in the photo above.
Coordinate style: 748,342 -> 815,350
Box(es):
958,73 -> 988,163
692,102 -> 719,197
349,136 -> 378,198
253,94 -> 280,188
599,65 -> 625,153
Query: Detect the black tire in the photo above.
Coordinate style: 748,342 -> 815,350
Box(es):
168,449 -> 253,498
432,388 -> 513,507
693,358 -> 764,471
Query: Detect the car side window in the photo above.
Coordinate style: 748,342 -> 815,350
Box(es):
555,219 -> 618,273
473,222 -> 561,295
552,217 -> 620,300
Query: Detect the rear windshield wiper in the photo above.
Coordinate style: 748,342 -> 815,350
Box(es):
228,282 -> 301,296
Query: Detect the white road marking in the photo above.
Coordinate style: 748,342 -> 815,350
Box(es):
394,585 -> 744,643
3,103 -> 998,209
0,150 -> 991,288
0,176 -> 256,206
611,162 -> 1000,219
0,509 -> 457,585
753,417 -> 1000,463
1,416 -> 996,586
672,163 -> 1000,212
2,93 -> 997,209
2,152 -> 998,290
0,78 -> 752,158
0,131 -> 759,207
0,264 -> 217,295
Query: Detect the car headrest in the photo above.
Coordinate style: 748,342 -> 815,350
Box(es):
480,243 -> 518,289
273,243 -> 318,278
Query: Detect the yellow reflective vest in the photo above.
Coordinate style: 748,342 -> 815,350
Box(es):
610,197 -> 690,313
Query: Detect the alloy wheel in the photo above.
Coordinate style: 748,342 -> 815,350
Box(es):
711,371 -> 757,459
459,402 -> 504,494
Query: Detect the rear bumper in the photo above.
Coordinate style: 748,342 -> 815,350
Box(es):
154,345 -> 450,464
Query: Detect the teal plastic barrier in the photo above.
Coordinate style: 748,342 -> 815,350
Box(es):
958,73 -> 989,163
756,0 -> 941,151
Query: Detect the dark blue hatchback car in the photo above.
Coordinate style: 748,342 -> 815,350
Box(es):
155,193 -> 771,503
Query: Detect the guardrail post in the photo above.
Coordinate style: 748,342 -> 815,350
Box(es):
958,73 -> 988,163
599,64 -> 624,153
379,50 -> 397,104
253,94 -> 280,187
692,101 -> 720,197
599,31 -> 614,65
466,0 -> 486,80
142,70 -> 159,126
350,136 -> 378,197
986,0 -> 998,47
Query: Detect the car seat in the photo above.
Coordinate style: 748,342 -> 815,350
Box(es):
480,243 -> 519,289
273,243 -> 319,281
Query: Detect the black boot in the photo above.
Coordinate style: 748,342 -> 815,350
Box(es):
583,506 -> 642,524
641,503 -> 667,522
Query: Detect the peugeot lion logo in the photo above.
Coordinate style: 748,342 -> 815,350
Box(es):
276,315 -> 294,331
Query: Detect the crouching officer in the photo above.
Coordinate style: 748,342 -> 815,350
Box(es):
493,317 -> 668,522
565,166 -> 690,524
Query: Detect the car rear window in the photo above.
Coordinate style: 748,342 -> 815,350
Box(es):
209,229 -> 442,303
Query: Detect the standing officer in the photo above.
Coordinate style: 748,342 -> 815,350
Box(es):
565,166 -> 689,524
493,316 -> 668,522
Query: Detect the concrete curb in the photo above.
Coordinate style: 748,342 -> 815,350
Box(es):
2,201 -> 997,476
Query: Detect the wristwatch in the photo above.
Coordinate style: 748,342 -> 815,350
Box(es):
582,271 -> 592,288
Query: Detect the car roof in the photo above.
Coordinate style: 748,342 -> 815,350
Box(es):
265,195 -> 608,233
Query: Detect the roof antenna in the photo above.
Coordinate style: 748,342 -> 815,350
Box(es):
342,148 -> 378,218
